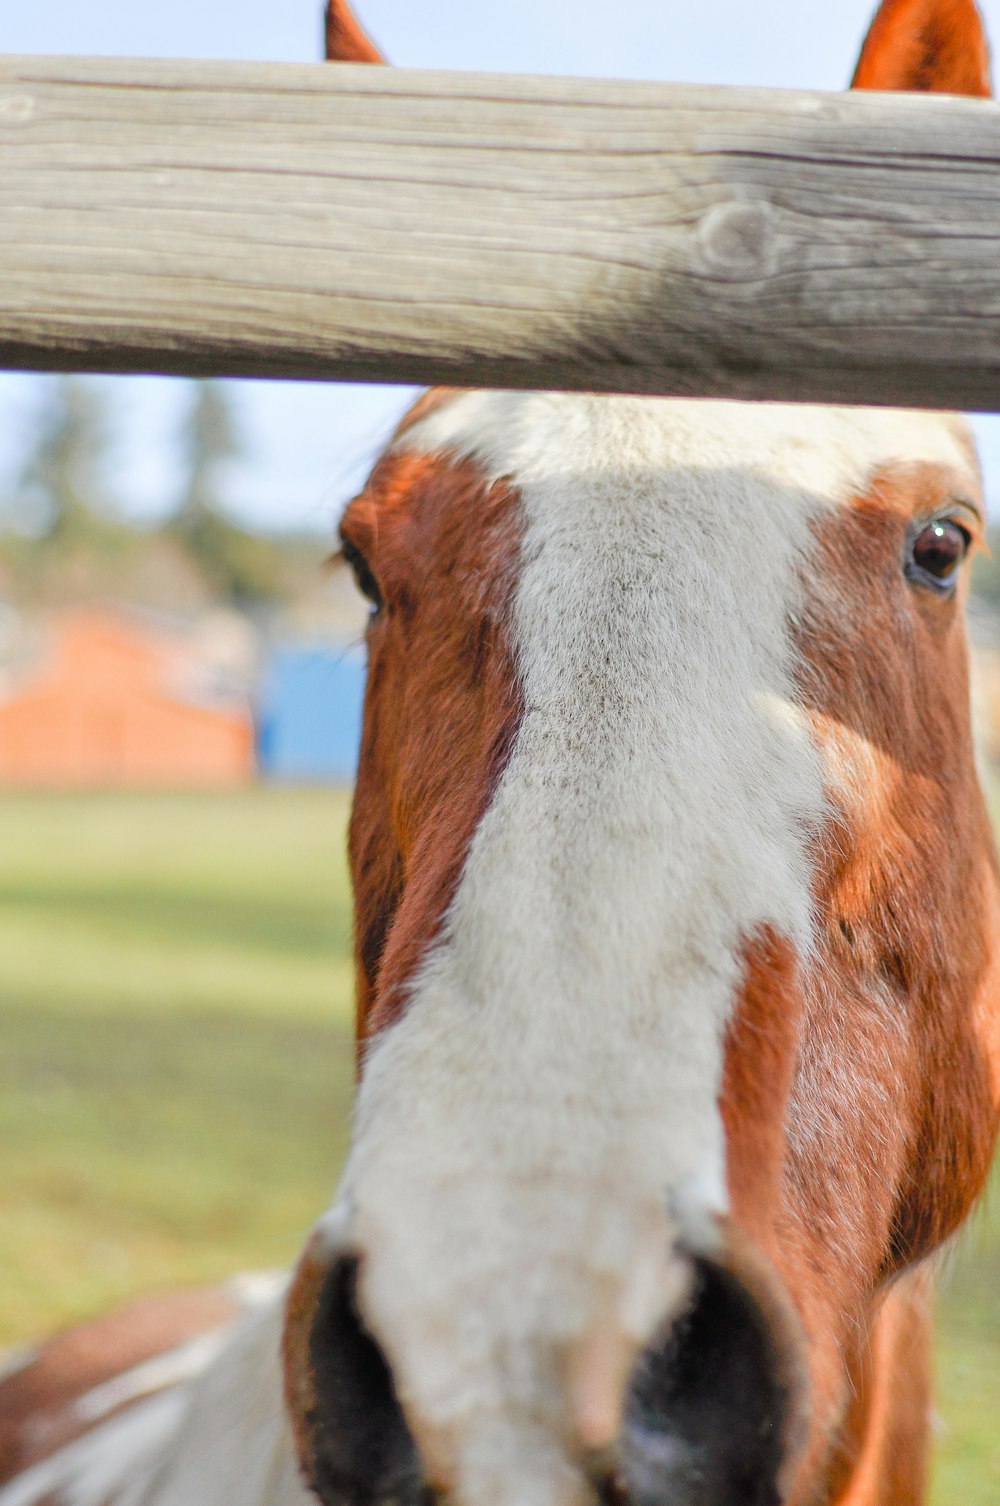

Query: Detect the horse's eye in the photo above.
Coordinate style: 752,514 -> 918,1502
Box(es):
341,537 -> 383,613
906,519 -> 972,591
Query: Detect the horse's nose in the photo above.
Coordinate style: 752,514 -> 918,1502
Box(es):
284,1238 -> 806,1506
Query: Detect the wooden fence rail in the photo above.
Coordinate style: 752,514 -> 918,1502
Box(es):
3,55 -> 1000,408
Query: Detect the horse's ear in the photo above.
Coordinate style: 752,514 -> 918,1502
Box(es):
851,0 -> 991,96
325,0 -> 387,64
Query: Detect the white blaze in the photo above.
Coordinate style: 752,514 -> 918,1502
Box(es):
326,394 -> 975,1506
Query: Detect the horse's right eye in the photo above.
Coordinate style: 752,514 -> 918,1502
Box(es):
341,537 -> 383,613
906,518 -> 972,593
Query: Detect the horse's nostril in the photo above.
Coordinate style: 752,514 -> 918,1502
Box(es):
298,1253 -> 427,1506
620,1256 -> 800,1506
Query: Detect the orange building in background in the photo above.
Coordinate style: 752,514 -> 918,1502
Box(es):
0,607 -> 254,788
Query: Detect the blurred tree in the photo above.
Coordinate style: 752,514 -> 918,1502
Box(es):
0,377 -> 135,603
9,377 -> 117,541
171,382 -> 293,608
174,380 -> 240,528
0,377 -> 325,614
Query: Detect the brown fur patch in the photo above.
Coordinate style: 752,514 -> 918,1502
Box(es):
826,1267 -> 935,1506
721,928 -> 803,1249
340,450 -> 524,1045
282,1241 -> 334,1485
764,460 -> 1000,1500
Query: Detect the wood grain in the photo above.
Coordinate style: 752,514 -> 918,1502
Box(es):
2,55 -> 1000,408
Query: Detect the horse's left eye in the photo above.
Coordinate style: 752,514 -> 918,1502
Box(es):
907,519 -> 972,590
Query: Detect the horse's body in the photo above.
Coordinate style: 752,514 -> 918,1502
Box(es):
3,3 -> 1000,1505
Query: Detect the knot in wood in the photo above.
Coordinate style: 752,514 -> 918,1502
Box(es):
696,200 -> 776,282
0,94 -> 35,124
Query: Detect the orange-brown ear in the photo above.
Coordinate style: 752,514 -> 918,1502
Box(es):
852,0 -> 991,96
324,0 -> 387,64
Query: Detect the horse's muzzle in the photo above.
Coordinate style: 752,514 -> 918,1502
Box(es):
283,1237 -> 806,1506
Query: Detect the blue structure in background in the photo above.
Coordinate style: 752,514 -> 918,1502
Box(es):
257,644 -> 366,782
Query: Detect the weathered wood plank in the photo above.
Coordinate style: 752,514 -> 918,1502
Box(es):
3,55 -> 1000,407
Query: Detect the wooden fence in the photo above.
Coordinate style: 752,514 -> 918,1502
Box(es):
3,55 -> 1000,409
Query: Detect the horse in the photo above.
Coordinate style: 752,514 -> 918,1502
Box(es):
2,1 -> 999,1504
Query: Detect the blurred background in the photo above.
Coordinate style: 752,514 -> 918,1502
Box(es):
0,2 -> 997,1501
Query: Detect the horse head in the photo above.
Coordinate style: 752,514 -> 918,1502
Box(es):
283,5 -> 1000,1504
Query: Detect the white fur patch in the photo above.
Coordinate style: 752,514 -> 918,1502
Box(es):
318,394 -> 977,1506
119,1285 -> 310,1506
0,1391 -> 188,1506
0,1278 -> 307,1506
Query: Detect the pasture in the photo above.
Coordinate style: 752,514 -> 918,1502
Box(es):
0,788 -> 996,1503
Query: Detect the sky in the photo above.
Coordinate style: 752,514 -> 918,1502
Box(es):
2,0 -> 1000,533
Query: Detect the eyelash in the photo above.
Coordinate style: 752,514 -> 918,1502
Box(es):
340,537 -> 383,612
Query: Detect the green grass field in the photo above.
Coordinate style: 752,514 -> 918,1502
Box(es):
0,790 -> 996,1501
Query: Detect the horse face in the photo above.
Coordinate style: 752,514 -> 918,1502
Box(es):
283,6 -> 1000,1506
